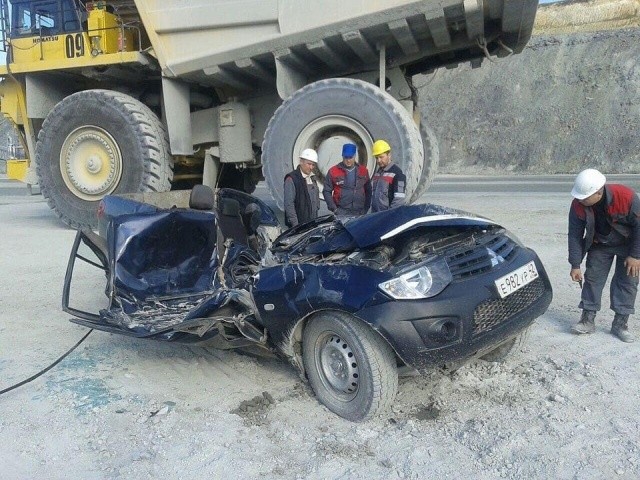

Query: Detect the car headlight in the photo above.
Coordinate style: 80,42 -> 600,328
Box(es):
379,258 -> 452,300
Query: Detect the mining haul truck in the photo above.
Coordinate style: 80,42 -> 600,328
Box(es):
0,0 -> 538,228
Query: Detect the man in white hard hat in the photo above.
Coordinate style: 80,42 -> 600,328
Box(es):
283,148 -> 320,228
568,168 -> 640,342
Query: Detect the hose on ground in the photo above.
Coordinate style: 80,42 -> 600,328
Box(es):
0,329 -> 93,396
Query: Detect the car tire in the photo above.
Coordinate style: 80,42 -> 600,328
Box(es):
480,332 -> 526,362
302,311 -> 398,421
261,78 -> 424,210
36,90 -> 173,229
409,121 -> 439,203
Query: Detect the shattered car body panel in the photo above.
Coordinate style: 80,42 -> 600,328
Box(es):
63,189 -> 552,417
253,205 -> 552,371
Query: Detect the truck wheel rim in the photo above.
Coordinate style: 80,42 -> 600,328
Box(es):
293,115 -> 374,186
316,332 -> 360,400
60,126 -> 123,201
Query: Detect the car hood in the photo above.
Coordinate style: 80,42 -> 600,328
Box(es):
341,204 -> 497,248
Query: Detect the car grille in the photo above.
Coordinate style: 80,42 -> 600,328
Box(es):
472,277 -> 546,336
447,233 -> 518,280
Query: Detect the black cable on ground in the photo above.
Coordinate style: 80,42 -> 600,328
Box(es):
0,329 -> 93,396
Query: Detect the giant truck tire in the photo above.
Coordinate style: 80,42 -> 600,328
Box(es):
261,78 -> 424,210
409,121 -> 440,203
36,90 -> 173,229
303,311 -> 398,421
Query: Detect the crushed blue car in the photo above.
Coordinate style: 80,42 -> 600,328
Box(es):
63,185 -> 552,421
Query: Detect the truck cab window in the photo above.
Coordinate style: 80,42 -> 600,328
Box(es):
32,1 -> 57,34
9,0 -> 80,37
12,5 -> 34,35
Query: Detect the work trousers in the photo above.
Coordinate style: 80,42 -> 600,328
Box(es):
335,206 -> 366,216
580,243 -> 638,315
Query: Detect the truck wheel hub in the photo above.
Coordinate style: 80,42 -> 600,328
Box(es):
293,115 -> 374,185
85,155 -> 102,173
319,334 -> 359,395
61,126 -> 123,200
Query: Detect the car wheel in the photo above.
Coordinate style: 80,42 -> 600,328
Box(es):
261,78 -> 424,210
36,90 -> 173,229
480,332 -> 526,362
302,311 -> 398,421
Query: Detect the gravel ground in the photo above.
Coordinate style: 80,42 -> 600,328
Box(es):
1,185 -> 639,480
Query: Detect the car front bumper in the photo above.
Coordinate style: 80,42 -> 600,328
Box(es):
354,248 -> 553,372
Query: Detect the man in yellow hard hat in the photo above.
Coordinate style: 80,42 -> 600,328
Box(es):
370,139 -> 406,212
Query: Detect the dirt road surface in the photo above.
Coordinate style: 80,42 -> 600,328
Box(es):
1,176 -> 639,479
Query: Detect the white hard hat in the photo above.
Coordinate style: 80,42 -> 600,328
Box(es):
299,148 -> 318,163
571,168 -> 606,200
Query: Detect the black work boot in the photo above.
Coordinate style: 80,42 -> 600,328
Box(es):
572,310 -> 596,334
611,314 -> 635,343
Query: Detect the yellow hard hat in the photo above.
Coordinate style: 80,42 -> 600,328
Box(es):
372,139 -> 391,156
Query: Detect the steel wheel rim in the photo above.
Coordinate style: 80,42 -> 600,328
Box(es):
60,126 -> 123,201
293,115 -> 375,188
315,331 -> 360,401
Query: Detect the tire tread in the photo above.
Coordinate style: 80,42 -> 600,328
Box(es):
36,89 -> 173,228
303,311 -> 398,421
262,78 -> 429,210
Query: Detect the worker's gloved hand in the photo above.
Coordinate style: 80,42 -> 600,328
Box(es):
570,268 -> 583,283
624,256 -> 640,277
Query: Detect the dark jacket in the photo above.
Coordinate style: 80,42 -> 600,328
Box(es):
568,184 -> 640,268
323,162 -> 371,215
371,163 -> 406,212
284,167 -> 319,227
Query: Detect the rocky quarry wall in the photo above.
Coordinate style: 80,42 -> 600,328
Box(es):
417,0 -> 640,174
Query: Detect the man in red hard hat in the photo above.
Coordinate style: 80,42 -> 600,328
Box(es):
568,168 -> 640,342
323,143 -> 371,216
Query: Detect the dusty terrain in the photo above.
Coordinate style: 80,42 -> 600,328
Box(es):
1,179 -> 639,480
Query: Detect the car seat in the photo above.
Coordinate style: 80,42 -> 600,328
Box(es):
217,197 -> 248,246
189,184 -> 215,210
242,203 -> 262,251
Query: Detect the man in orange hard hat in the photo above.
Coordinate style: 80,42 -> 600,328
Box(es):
370,140 -> 406,212
568,168 -> 640,342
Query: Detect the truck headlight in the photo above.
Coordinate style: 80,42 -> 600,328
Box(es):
379,258 -> 452,300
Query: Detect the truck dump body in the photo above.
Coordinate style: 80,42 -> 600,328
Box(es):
135,0 -> 538,89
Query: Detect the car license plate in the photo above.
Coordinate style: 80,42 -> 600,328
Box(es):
494,261 -> 539,298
